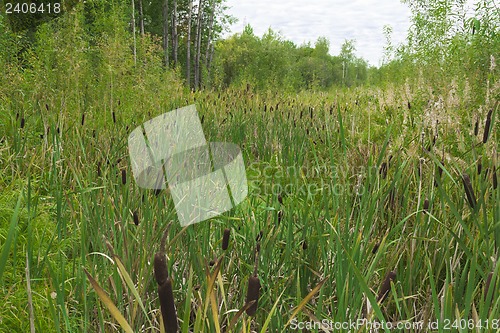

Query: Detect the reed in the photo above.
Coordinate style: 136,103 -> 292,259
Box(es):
133,211 -> 139,226
461,173 -> 477,209
377,271 -> 396,303
154,228 -> 178,333
423,198 -> 429,214
482,108 -> 492,144
222,228 -> 230,250
245,244 -> 261,316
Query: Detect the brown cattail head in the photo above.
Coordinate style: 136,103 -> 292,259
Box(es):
461,173 -> 477,209
379,162 -> 388,179
377,271 -> 396,303
121,169 -> 127,185
222,228 -> 230,250
245,276 -> 261,316
493,165 -> 497,189
277,193 -> 283,205
277,210 -> 283,224
133,211 -> 140,226
20,117 -> 25,129
302,239 -> 308,250
423,198 -> 429,214
158,278 -> 178,333
477,159 -> 482,175
154,252 -> 169,286
97,161 -> 101,177
474,118 -> 479,136
484,271 -> 495,302
483,109 -> 492,144
112,111 -> 116,124
372,242 -> 380,254
81,113 -> 85,126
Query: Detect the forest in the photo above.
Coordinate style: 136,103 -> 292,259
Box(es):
0,0 -> 499,332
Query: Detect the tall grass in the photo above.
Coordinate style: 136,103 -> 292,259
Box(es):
0,9 -> 499,333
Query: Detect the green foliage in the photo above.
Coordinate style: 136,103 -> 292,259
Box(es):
0,0 -> 499,332
213,26 -> 371,91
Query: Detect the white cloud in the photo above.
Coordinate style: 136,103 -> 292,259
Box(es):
223,0 -> 412,66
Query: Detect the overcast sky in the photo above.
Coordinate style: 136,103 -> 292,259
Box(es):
223,0 -> 413,67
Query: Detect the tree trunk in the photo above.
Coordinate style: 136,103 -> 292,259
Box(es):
194,0 -> 203,89
172,0 -> 178,66
204,0 -> 215,84
138,0 -> 144,37
131,0 -> 137,64
163,0 -> 169,66
186,0 -> 192,89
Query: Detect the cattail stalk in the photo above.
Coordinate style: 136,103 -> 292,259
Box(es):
245,243 -> 261,316
121,169 -> 127,185
482,109 -> 492,144
154,227 -> 178,333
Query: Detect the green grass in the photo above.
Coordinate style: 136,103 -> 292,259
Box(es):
0,12 -> 499,332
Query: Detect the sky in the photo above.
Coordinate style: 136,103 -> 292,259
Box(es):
223,0 -> 413,67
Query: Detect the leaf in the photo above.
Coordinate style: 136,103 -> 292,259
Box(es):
84,268 -> 134,333
0,193 -> 22,282
285,277 -> 328,327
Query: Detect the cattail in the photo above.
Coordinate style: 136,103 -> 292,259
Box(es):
112,111 -> 116,124
474,118 -> 479,136
302,239 -> 308,250
264,104 -> 267,112
372,242 -> 380,254
379,162 -> 388,179
300,110 -> 303,119
245,276 -> 260,316
45,103 -> 49,111
484,271 -> 495,302
154,252 -> 169,286
158,278 -> 178,333
461,173 -> 477,209
407,101 -> 411,110
97,161 -> 101,177
435,158 -> 444,187
121,169 -> 127,185
377,271 -> 396,303
493,165 -> 497,189
277,193 -> 283,204
222,228 -> 230,250
277,210 -> 283,223
133,211 -> 139,226
310,106 -> 313,119
20,117 -> 25,129
201,115 -> 204,124
483,109 -> 492,144
81,113 -> 85,126
477,159 -> 482,175
423,198 -> 429,214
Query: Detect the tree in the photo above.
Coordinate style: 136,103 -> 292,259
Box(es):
163,0 -> 169,66
186,0 -> 193,88
194,0 -> 204,89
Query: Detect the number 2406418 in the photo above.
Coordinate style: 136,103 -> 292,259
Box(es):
5,3 -> 61,14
